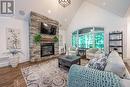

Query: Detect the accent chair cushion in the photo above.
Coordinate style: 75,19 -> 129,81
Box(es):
69,47 -> 76,51
87,48 -> 98,53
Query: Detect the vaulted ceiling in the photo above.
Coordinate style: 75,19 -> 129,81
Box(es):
15,0 -> 83,29
87,0 -> 130,17
14,0 -> 130,29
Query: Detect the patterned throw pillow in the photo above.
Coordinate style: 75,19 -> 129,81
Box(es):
88,56 -> 107,71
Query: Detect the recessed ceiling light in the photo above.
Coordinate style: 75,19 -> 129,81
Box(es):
48,10 -> 51,14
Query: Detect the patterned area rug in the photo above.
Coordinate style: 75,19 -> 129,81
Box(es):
21,59 -> 67,87
21,59 -> 88,87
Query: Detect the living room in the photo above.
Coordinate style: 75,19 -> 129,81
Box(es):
0,0 -> 130,87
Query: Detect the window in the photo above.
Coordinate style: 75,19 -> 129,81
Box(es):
72,31 -> 78,48
72,27 -> 104,49
95,32 -> 104,48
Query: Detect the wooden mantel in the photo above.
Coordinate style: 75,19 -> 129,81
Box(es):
41,37 -> 54,43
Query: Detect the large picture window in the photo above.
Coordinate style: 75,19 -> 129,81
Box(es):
72,27 -> 104,49
72,31 -> 77,48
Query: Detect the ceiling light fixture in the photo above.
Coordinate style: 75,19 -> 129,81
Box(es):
58,0 -> 71,8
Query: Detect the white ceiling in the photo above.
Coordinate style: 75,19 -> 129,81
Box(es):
13,0 -> 130,29
87,0 -> 130,17
15,0 -> 83,29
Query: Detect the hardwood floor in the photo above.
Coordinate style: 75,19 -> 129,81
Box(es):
0,59 -> 130,87
0,62 -> 31,87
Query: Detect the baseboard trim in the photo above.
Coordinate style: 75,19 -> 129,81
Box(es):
0,61 -> 9,67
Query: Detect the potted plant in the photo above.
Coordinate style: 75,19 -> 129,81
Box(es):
4,49 -> 23,67
53,35 -> 59,43
33,33 -> 42,45
3,29 -> 24,67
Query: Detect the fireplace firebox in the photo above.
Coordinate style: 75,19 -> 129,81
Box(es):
41,43 -> 54,57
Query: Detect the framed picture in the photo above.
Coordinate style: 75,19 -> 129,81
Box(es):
6,28 -> 21,49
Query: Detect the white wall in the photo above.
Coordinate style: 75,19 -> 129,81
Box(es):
0,17 -> 29,63
59,29 -> 66,54
0,0 -> 82,64
127,17 -> 130,59
67,1 -> 127,58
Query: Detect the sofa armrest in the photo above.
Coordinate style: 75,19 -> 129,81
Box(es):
120,79 -> 130,87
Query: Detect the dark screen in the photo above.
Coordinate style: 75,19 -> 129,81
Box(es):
41,23 -> 56,35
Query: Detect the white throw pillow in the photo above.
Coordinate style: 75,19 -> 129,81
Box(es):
105,60 -> 126,78
105,51 -> 126,78
108,51 -> 120,58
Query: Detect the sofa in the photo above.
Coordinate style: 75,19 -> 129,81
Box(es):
67,47 -> 78,55
68,51 -> 130,87
86,48 -> 99,59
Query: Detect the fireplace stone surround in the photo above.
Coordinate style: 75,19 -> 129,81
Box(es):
29,12 -> 59,62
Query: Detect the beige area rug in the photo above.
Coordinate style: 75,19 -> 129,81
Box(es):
21,59 -> 88,87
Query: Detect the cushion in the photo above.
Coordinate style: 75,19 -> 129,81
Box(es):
95,49 -> 102,54
87,48 -> 98,53
108,51 -> 120,58
105,51 -> 126,78
86,53 -> 95,56
70,47 -> 76,51
105,61 -> 126,78
120,79 -> 130,87
88,56 -> 107,71
95,53 -> 105,59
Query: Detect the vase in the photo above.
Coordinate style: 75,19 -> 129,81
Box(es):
9,54 -> 19,67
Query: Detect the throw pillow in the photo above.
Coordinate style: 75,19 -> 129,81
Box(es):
88,56 -> 107,71
94,53 -> 105,59
105,51 -> 126,78
105,58 -> 126,78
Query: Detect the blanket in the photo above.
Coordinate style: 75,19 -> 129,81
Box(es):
68,65 -> 121,87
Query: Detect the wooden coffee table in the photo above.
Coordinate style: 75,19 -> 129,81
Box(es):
58,55 -> 81,69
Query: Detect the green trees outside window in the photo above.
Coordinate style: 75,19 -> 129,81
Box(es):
72,31 -> 78,48
95,32 -> 104,48
72,27 -> 104,49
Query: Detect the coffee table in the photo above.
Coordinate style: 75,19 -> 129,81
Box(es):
58,55 -> 81,69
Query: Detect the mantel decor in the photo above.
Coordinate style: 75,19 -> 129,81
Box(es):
33,33 -> 42,45
58,0 -> 71,8
53,35 -> 59,43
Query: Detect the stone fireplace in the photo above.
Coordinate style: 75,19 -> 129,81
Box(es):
29,12 -> 59,62
41,43 -> 54,57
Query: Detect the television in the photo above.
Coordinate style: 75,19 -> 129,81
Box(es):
40,22 -> 57,35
